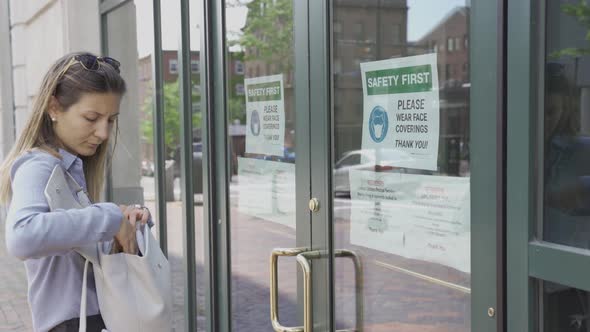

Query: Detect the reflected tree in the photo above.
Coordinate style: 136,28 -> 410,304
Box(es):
229,0 -> 294,73
227,0 -> 294,129
552,0 -> 590,57
142,80 -> 202,158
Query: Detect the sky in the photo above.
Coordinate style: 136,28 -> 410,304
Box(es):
135,0 -> 470,57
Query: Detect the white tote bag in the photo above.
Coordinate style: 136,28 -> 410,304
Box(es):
44,165 -> 173,332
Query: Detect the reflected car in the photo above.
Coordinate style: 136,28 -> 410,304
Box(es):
263,146 -> 295,163
333,149 -> 412,197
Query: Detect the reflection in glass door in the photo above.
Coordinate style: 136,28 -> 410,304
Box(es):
331,1 -> 471,330
225,1 -> 304,330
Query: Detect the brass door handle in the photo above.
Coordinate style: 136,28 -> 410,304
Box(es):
270,247 -> 309,332
270,248 -> 363,332
335,250 -> 364,332
297,250 -> 363,332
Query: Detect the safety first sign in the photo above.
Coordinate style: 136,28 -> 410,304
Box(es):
245,74 -> 285,157
360,54 -> 440,171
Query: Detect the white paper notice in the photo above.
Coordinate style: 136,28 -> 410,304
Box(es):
360,53 -> 440,171
245,74 -> 285,156
236,157 -> 295,229
349,170 -> 470,272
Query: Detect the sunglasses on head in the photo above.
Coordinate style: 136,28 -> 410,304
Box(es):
74,54 -> 121,73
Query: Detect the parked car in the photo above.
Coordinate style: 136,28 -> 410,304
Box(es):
259,146 -> 295,163
333,148 -> 412,197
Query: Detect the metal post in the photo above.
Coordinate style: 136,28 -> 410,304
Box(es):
152,0 -> 168,257
179,0 -> 197,330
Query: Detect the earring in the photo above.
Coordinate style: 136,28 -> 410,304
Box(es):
51,117 -> 56,122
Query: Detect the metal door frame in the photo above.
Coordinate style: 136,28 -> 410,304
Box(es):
507,0 -> 590,331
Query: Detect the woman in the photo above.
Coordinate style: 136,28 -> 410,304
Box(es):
1,52 -> 150,332
543,62 -> 590,247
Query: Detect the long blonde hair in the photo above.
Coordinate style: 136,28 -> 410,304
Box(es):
0,52 -> 126,204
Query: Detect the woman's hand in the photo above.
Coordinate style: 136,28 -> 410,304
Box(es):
111,204 -> 151,254
131,204 -> 151,226
113,205 -> 139,254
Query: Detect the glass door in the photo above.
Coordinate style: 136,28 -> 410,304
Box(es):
305,0 -> 500,331
215,0 -> 499,331
222,0 -> 311,331
330,1 -> 472,330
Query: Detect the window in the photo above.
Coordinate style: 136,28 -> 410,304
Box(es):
447,37 -> 454,52
192,102 -> 200,112
447,114 -> 460,134
543,1 -> 590,250
235,60 -> 244,75
235,84 -> 244,96
334,21 -> 342,34
353,22 -> 363,39
445,64 -> 452,78
455,37 -> 462,51
354,59 -> 362,70
192,85 -> 201,95
464,35 -> 469,48
259,1 -> 265,15
542,282 -> 590,331
334,59 -> 342,74
191,60 -> 199,73
169,59 -> 178,74
331,2 -> 472,330
392,24 -> 401,45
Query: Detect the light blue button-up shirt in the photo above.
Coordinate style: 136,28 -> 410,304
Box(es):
5,148 -> 123,332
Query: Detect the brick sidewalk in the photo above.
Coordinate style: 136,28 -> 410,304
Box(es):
0,219 -> 33,332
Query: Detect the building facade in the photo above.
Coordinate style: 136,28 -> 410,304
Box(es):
0,0 -> 589,331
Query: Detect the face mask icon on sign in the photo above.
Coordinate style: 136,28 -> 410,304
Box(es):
250,110 -> 261,136
369,106 -> 388,143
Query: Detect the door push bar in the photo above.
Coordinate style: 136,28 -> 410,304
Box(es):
270,248 -> 363,332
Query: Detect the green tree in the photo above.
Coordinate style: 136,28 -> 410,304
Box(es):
552,0 -> 590,57
226,0 -> 293,125
230,0 -> 294,73
142,80 -> 202,158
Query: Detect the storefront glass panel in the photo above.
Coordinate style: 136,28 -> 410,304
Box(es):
105,0 -> 157,230
225,0 -> 300,330
331,1 -> 471,330
542,0 -> 590,251
158,1 -> 202,329
543,281 -> 590,332
105,1 -> 207,330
